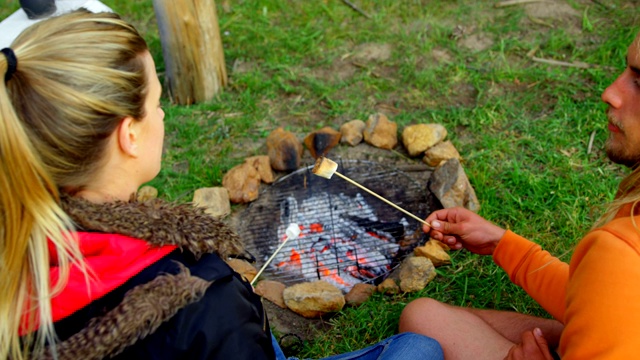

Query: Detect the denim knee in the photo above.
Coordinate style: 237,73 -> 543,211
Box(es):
384,332 -> 444,360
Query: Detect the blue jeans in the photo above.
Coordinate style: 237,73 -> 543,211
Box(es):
272,332 -> 444,360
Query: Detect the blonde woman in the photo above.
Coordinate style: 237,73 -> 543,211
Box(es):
1,10 -> 444,360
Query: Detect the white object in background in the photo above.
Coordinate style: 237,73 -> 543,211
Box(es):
0,0 -> 113,48
250,223 -> 301,285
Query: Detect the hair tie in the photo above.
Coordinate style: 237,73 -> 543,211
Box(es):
1,48 -> 18,83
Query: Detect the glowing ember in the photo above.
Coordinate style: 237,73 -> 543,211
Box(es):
268,192 -> 411,292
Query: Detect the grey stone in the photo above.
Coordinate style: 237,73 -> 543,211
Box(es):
398,256 -> 436,293
363,113 -> 397,150
192,187 -> 231,218
266,127 -> 303,171
222,162 -> 261,204
423,140 -> 461,167
401,123 -> 448,157
429,158 -> 480,212
340,120 -> 366,146
255,280 -> 287,309
283,281 -> 345,318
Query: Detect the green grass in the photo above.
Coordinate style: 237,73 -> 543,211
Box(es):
1,0 -> 638,357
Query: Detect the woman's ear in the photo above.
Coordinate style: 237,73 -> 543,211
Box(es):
117,116 -> 139,157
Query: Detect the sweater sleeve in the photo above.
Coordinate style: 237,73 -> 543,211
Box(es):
559,226 -> 640,359
492,230 -> 569,321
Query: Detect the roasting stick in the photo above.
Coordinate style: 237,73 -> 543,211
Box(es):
251,223 -> 302,285
312,157 -> 431,227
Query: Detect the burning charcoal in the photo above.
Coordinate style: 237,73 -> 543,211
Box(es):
265,191 -> 421,292
346,215 -> 405,241
279,196 -> 299,224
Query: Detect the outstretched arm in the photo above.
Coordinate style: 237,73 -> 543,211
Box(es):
425,207 -> 506,254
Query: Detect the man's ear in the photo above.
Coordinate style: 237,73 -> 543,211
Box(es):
117,116 -> 139,157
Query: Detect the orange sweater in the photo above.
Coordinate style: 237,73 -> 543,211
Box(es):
493,206 -> 640,359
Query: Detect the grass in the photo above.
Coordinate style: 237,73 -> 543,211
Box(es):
1,0 -> 638,357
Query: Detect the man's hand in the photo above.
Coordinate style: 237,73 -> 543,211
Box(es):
424,207 -> 506,254
504,328 -> 554,360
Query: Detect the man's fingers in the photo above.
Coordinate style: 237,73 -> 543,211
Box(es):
430,220 -> 452,234
533,328 -> 552,360
519,329 -> 553,360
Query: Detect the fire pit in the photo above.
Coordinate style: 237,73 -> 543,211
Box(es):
237,159 -> 442,292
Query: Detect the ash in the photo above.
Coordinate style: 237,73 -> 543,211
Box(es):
270,192 -> 411,292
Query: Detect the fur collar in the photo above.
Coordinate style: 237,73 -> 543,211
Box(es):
44,264 -> 210,360
60,194 -> 247,260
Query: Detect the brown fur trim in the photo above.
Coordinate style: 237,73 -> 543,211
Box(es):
60,194 -> 246,260
43,264 -> 211,360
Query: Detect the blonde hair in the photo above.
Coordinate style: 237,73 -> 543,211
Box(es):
593,167 -> 640,229
0,10 -> 149,359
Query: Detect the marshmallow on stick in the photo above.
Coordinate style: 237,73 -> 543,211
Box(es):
311,157 -> 431,227
251,223 -> 301,285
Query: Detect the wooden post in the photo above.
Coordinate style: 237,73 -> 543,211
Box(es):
153,0 -> 228,105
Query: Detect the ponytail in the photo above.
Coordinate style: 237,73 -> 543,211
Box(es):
0,10 -> 149,359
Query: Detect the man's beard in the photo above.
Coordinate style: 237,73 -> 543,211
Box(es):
606,135 -> 640,168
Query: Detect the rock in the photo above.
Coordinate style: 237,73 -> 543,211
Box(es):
222,162 -> 261,204
340,120 -> 366,146
344,283 -> 376,306
398,256 -> 437,293
226,259 -> 258,283
245,155 -> 275,184
414,240 -> 451,267
423,141 -> 461,167
283,281 -> 345,318
266,127 -> 303,171
363,113 -> 398,150
255,280 -> 287,309
376,278 -> 400,295
192,187 -> 231,218
136,185 -> 158,202
401,124 -> 448,157
303,127 -> 341,159
431,238 -> 451,251
429,158 -> 480,212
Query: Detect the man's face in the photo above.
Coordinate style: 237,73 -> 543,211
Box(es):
602,34 -> 640,168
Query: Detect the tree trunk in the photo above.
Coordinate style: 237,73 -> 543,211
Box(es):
153,0 -> 228,105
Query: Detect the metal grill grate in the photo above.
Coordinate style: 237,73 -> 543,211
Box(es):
237,159 -> 440,292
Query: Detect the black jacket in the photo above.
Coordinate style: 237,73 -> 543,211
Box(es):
43,196 -> 276,360
54,250 -> 275,359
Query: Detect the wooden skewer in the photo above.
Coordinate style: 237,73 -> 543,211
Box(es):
312,157 -> 431,227
251,223 -> 301,285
